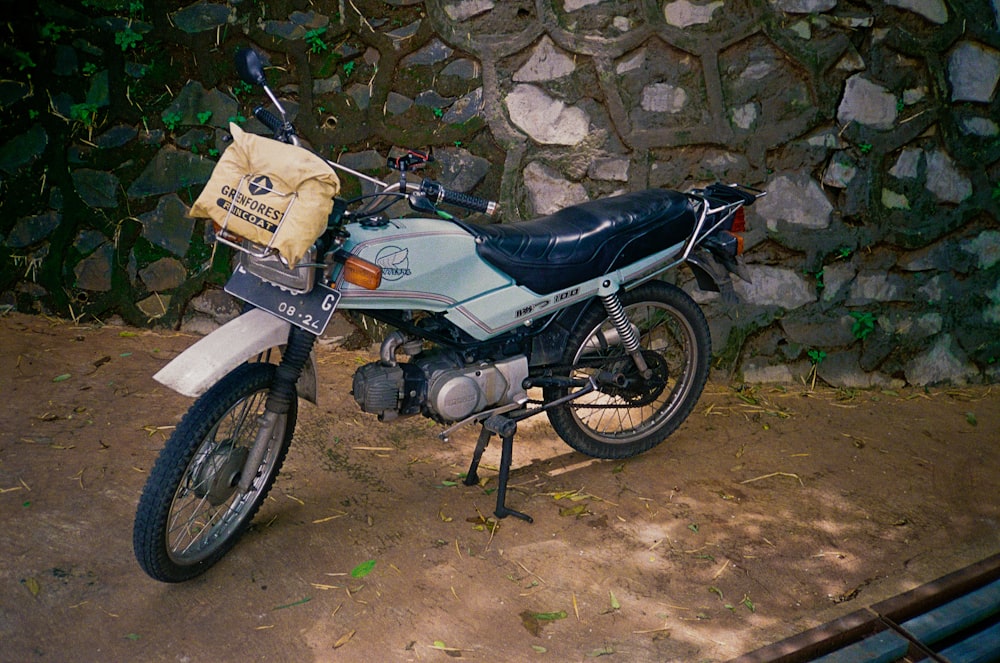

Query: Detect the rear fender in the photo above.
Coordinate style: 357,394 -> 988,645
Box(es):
153,308 -> 318,403
686,254 -> 722,293
686,250 -> 738,305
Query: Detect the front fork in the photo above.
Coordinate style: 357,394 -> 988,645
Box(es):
237,326 -> 316,493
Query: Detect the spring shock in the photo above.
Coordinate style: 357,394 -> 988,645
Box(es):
600,291 -> 652,378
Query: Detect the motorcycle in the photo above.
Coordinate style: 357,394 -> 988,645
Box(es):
132,47 -> 765,582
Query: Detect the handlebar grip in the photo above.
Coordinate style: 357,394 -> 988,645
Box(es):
421,180 -> 497,216
253,106 -> 284,133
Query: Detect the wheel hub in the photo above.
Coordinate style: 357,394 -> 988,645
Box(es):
601,350 -> 669,406
189,440 -> 248,506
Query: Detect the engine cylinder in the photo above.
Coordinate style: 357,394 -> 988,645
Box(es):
352,363 -> 404,418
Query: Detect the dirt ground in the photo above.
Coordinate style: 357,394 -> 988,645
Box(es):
1,311 -> 998,663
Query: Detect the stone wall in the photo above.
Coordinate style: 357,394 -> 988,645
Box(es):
1,0 -> 998,386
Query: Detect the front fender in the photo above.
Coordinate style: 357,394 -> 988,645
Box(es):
153,308 -> 318,403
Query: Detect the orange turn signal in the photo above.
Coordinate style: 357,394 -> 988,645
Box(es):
731,207 -> 746,233
343,255 -> 382,290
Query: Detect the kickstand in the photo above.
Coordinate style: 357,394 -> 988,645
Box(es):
462,414 -> 533,523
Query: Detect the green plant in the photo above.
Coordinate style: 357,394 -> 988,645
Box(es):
432,107 -> 444,119
41,22 -> 68,42
69,102 -> 99,140
991,182 -> 1000,201
13,50 -> 35,70
304,27 -> 328,54
196,110 -> 213,124
806,348 -> 826,390
226,112 -> 247,125
162,110 -> 182,131
858,142 -> 873,154
115,26 -> 143,51
343,60 -> 355,77
82,62 -> 99,76
231,81 -> 253,99
70,102 -> 99,126
850,311 -> 875,340
835,246 -> 852,260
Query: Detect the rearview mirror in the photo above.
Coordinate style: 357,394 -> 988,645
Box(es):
234,48 -> 267,87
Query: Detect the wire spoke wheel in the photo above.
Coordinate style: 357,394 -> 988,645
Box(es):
133,362 -> 295,582
546,282 -> 710,459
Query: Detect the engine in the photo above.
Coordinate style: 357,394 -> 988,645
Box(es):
352,349 -> 529,423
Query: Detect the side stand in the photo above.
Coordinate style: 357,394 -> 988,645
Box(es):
463,414 -> 533,523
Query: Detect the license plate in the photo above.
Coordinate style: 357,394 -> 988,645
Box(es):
225,265 -> 340,335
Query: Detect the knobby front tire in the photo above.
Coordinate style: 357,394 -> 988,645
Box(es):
546,281 -> 711,459
133,362 -> 296,582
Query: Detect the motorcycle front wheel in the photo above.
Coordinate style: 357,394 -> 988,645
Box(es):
546,281 -> 711,459
133,362 -> 296,582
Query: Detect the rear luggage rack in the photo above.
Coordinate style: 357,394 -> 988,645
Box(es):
683,182 -> 764,253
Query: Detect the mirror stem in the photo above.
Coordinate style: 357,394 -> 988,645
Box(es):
262,86 -> 288,121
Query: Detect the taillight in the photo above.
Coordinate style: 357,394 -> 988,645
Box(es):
731,206 -> 746,233
342,255 -> 382,290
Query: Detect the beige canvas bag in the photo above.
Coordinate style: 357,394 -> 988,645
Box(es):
190,123 -> 340,268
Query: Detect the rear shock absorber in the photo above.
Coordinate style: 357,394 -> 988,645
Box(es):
599,290 -> 651,378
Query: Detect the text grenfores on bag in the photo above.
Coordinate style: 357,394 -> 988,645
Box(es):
190,123 -> 340,268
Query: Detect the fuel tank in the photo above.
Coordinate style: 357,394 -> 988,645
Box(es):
335,217 -> 513,312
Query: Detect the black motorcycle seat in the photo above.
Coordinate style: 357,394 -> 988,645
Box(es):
472,189 -> 695,295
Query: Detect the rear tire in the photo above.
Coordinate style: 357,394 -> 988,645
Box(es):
546,281 -> 710,459
133,362 -> 296,582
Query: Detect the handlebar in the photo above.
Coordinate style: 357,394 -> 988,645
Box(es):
253,106 -> 299,147
420,179 -> 498,216
253,106 -> 283,133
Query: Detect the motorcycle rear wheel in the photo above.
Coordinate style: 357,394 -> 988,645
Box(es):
546,281 -> 710,459
133,362 -> 296,582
